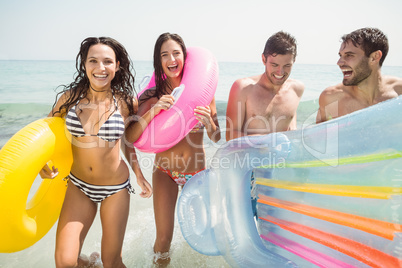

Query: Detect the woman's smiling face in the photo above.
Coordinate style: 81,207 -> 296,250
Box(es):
160,39 -> 184,82
85,43 -> 119,91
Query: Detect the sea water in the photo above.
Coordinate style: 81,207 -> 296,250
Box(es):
0,60 -> 401,267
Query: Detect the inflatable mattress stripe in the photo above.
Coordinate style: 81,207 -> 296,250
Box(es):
259,215 -> 401,268
260,233 -> 357,268
257,195 -> 402,240
258,150 -> 402,169
256,178 -> 402,199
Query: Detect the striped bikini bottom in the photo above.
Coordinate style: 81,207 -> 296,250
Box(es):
67,173 -> 135,203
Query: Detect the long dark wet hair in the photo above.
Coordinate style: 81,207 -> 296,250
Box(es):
140,32 -> 187,104
52,37 -> 136,117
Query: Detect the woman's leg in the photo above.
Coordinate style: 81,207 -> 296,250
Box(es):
99,187 -> 130,268
55,181 -> 97,268
152,168 -> 179,266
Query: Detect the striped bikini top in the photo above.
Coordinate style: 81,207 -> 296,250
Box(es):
65,97 -> 125,142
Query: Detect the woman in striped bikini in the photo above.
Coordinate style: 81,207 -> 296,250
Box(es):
126,33 -> 221,266
40,37 -> 152,268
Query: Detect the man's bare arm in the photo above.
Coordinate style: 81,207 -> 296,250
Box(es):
226,80 -> 246,141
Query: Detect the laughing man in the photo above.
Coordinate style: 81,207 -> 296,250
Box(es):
316,27 -> 402,123
226,31 -> 304,141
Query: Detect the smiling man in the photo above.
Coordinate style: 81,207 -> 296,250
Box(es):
316,27 -> 402,123
226,31 -> 304,141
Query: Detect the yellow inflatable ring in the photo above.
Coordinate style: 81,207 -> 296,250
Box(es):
0,117 -> 72,253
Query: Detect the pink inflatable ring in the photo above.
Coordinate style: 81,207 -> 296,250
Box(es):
133,47 -> 219,153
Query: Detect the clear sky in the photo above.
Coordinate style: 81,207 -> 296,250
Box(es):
1,0 -> 401,66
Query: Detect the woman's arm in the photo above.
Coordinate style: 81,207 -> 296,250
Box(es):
120,97 -> 153,198
125,94 -> 175,143
121,141 -> 152,198
39,92 -> 70,179
194,97 -> 221,143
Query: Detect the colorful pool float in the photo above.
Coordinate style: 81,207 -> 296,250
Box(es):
0,117 -> 72,253
178,96 -> 402,267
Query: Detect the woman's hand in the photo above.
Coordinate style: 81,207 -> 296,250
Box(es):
39,164 -> 59,179
151,95 -> 175,115
194,103 -> 221,143
194,106 -> 214,130
136,174 -> 153,198
122,142 -> 153,198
